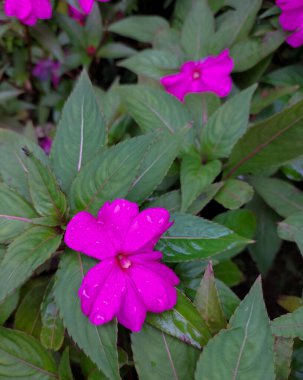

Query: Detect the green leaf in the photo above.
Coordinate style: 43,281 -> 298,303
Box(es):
59,348 -> 73,380
40,280 -> 65,351
271,307 -> 303,340
231,30 -> 285,72
0,129 -> 47,200
214,260 -> 244,287
131,325 -> 199,380
98,42 -> 136,59
147,291 -> 211,349
278,212 -> 303,256
31,24 -> 65,61
69,134 -> 153,214
127,131 -> 183,204
118,49 -> 180,80
181,0 -> 214,59
54,253 -> 120,380
208,0 -> 262,53
119,85 -> 191,134
0,289 -> 20,325
146,190 -> 181,213
158,213 -> 251,262
25,153 -> 67,223
0,226 -> 62,303
215,279 -> 240,320
247,194 -> 281,275
195,278 -> 275,380
215,179 -> 254,210
225,98 -> 303,177
278,296 -> 303,313
251,177 -> 303,218
274,337 -> 293,380
85,4 -> 102,48
187,183 -> 223,215
109,16 -> 169,43
181,151 -> 221,211
282,156 -> 303,182
50,70 -> 106,192
56,14 -> 86,50
194,262 -> 226,334
15,279 -> 48,338
0,183 -> 38,242
201,85 -> 257,159
0,327 -> 57,379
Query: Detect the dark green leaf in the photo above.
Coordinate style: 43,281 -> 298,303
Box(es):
131,325 -> 199,380
271,307 -> 303,340
274,337 -> 293,380
69,134 -> 153,214
214,260 -> 244,287
0,327 -> 57,379
225,98 -> 303,177
195,278 -> 275,380
54,253 -> 120,380
215,179 -> 254,210
59,348 -> 73,380
147,291 -> 211,349
0,289 -> 19,325
0,226 -> 62,302
201,86 -> 257,159
50,70 -> 106,192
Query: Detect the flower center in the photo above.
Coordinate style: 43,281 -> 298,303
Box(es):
192,69 -> 201,80
117,254 -> 132,269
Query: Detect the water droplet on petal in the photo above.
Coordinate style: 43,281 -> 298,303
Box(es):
114,205 -> 121,214
147,215 -> 152,223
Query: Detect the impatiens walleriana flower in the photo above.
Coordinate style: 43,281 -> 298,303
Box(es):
276,0 -> 303,48
78,0 -> 110,15
160,49 -> 234,102
32,59 -> 61,87
4,0 -> 52,25
68,5 -> 86,25
64,199 -> 179,332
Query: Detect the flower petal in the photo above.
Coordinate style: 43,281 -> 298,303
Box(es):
4,0 -> 32,19
64,211 -> 116,260
79,0 -> 94,14
117,278 -> 146,332
32,0 -> 52,19
78,259 -> 114,316
89,265 -> 126,325
129,264 -> 178,313
160,73 -> 191,102
123,208 -> 172,253
98,199 -> 139,251
287,28 -> 303,47
279,9 -> 303,30
276,0 -> 303,11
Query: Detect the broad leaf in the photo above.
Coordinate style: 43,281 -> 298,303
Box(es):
146,190 -> 181,213
215,179 -> 254,210
181,151 -> 221,211
127,131 -> 183,203
50,70 -> 106,192
131,325 -> 199,380
69,134 -> 153,214
54,253 -> 120,380
147,291 -> 211,349
201,85 -> 257,159
271,307 -> 303,340
278,212 -> 303,256
40,280 -> 65,351
119,85 -> 191,134
0,327 -> 57,379
251,177 -> 303,218
109,16 -> 169,43
0,129 -> 47,200
194,262 -> 226,334
214,260 -> 244,287
59,348 -> 73,380
158,214 -> 251,262
195,278 -> 275,380
0,289 -> 19,325
0,183 -> 38,242
181,0 -> 214,59
25,152 -> 67,223
0,226 -> 61,302
216,279 -> 240,320
225,98 -> 303,177
274,337 -> 293,380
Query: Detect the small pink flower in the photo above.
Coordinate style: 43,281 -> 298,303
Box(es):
68,5 -> 86,25
78,0 -> 110,15
160,50 -> 234,102
39,136 -> 52,155
276,0 -> 303,48
4,0 -> 52,26
64,199 -> 179,332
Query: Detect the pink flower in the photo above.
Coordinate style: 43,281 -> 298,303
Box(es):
276,0 -> 303,48
160,50 -> 234,102
32,59 -> 61,87
38,136 -> 52,155
68,5 -> 86,25
4,0 -> 52,26
64,199 -> 179,332
78,0 -> 110,15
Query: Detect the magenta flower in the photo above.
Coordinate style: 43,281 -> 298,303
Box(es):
38,136 -> 52,155
32,59 -> 61,88
78,0 -> 110,15
276,0 -> 303,48
4,0 -> 52,26
64,199 -> 179,332
160,49 -> 234,102
68,5 -> 86,25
